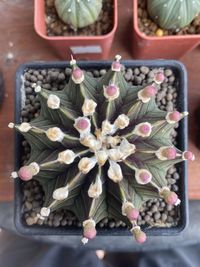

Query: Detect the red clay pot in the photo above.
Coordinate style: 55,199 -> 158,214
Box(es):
34,0 -> 118,60
132,0 -> 200,59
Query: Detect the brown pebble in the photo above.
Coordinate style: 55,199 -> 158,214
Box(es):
26,217 -> 36,226
140,66 -> 149,74
154,212 -> 161,220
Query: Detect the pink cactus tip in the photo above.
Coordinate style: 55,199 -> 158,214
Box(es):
76,118 -> 89,130
72,67 -> 84,84
182,151 -> 195,161
112,61 -> 121,71
139,123 -> 151,135
143,85 -> 157,98
154,71 -> 165,84
133,228 -> 147,244
138,171 -> 152,184
83,228 -> 97,240
164,191 -> 178,205
105,85 -> 118,97
72,68 -> 83,79
127,207 -> 139,221
162,147 -> 177,160
168,111 -> 181,122
18,166 -> 33,181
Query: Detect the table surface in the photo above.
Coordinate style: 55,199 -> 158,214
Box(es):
0,0 -> 200,202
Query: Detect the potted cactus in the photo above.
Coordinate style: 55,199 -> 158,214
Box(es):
10,56 -> 193,248
132,0 -> 200,59
34,0 -> 117,60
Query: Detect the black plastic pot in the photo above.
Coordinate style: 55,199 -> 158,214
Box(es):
14,60 -> 188,248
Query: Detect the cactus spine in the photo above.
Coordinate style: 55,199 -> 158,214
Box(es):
9,55 -> 194,244
147,0 -> 200,30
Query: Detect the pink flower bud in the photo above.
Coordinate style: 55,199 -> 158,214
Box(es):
76,118 -> 89,130
112,61 -> 121,72
161,189 -> 178,205
18,166 -> 33,181
106,85 -> 118,96
142,85 -> 157,98
139,124 -> 151,135
156,147 -> 177,160
139,171 -> 151,183
166,111 -> 181,123
83,219 -> 97,240
18,163 -> 39,181
169,111 -> 181,122
84,228 -> 97,240
134,122 -> 152,137
154,71 -> 165,84
162,147 -> 177,160
72,68 -> 84,84
135,169 -> 152,184
73,68 -> 82,79
122,202 -> 139,221
132,227 -> 147,244
127,207 -> 139,221
182,151 -> 195,161
165,191 -> 178,205
135,231 -> 147,244
103,84 -> 119,101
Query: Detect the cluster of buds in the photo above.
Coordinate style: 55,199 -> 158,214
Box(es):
9,55 -> 194,244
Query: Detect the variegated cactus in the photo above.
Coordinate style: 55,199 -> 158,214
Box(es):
54,0 -> 102,30
147,0 -> 200,30
9,56 -> 194,244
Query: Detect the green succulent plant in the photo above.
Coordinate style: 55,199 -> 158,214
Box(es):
54,0 -> 103,30
9,56 -> 194,244
147,0 -> 200,30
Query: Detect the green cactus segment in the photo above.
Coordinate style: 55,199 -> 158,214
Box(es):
55,0 -> 103,30
147,0 -> 200,30
10,56 -> 192,244
14,119 -> 80,150
125,120 -> 177,149
74,167 -> 107,222
98,69 -> 129,122
123,153 -> 182,189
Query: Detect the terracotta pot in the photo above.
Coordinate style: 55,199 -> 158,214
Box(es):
132,0 -> 200,59
34,0 -> 118,60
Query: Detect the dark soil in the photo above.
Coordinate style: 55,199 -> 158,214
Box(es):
138,0 -> 200,37
45,0 -> 114,36
20,64 -> 181,229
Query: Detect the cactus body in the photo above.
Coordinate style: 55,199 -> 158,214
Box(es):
10,56 -> 193,244
55,0 -> 103,30
147,0 -> 200,30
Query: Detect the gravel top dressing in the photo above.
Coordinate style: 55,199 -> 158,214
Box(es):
138,0 -> 200,37
20,64 -> 181,230
45,0 -> 114,36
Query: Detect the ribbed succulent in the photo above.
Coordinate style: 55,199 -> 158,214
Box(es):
9,56 -> 194,244
147,0 -> 200,30
54,0 -> 102,30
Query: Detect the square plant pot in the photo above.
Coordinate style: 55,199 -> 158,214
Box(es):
132,0 -> 200,59
14,60 -> 188,249
34,0 -> 118,60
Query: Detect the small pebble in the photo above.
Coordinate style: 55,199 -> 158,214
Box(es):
26,217 -> 36,226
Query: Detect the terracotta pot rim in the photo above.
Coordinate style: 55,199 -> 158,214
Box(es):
34,0 -> 118,41
133,0 -> 200,41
